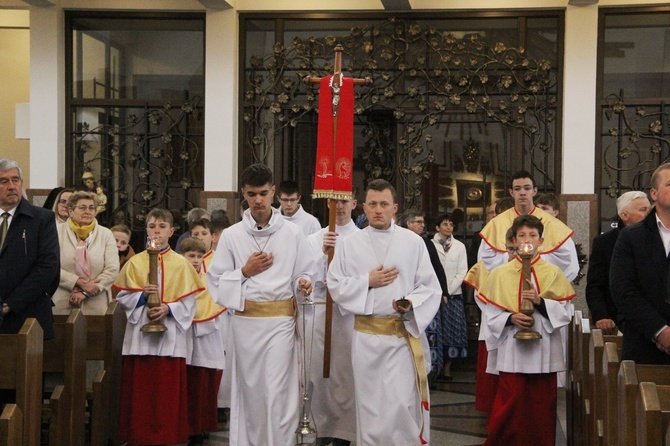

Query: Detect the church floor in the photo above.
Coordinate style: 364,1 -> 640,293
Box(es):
205,361 -> 567,446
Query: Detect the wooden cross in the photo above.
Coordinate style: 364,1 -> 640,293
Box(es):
305,44 -> 371,378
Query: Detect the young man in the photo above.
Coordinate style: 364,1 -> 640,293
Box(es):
479,215 -> 575,446
206,164 -> 314,445
586,190 -> 650,335
477,170 -> 579,281
180,237 -> 226,446
327,179 -> 441,445
277,179 -> 321,235
304,196 -> 359,446
113,208 -> 204,445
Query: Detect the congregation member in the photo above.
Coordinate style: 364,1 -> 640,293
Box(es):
113,208 -> 204,445
0,158 -> 60,340
327,179 -> 441,445
111,224 -> 136,270
611,162 -> 670,364
586,190 -> 650,335
305,196 -> 360,446
432,213 -> 468,381
479,215 -> 575,446
52,188 -> 74,225
180,237 -> 226,446
207,164 -> 314,445
53,191 -> 119,315
477,170 -> 579,281
403,209 -> 449,387
277,179 -> 321,235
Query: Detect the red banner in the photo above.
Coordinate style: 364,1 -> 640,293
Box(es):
313,75 -> 354,200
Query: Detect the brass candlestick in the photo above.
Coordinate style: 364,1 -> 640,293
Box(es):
514,241 -> 542,341
141,237 -> 167,333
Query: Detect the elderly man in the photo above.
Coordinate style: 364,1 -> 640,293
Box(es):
0,158 -> 60,340
586,190 -> 650,334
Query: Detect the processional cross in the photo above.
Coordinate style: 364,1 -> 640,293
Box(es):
305,44 -> 371,378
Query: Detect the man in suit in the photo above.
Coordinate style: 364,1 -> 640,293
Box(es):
0,158 -> 59,340
586,191 -> 650,335
611,162 -> 670,364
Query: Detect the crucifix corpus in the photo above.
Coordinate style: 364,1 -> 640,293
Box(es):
305,44 -> 372,378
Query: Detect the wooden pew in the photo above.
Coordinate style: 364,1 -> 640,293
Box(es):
84,301 -> 125,445
0,318 -> 43,446
578,317 -> 593,445
567,310 -> 583,446
0,404 -> 23,446
46,309 -> 87,446
636,382 -> 670,446
617,361 -> 670,446
602,338 -> 623,446
587,328 -> 605,446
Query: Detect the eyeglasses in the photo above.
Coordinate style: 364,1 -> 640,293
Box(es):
74,205 -> 96,212
58,199 -> 68,205
411,219 -> 425,225
506,246 -> 518,254
279,198 -> 298,203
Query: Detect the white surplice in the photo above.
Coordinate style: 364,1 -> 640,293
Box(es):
206,208 -> 314,446
281,204 -> 321,236
327,222 -> 441,446
302,220 -> 359,441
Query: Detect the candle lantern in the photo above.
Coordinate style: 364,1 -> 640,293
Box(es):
513,240 -> 542,341
140,236 -> 167,333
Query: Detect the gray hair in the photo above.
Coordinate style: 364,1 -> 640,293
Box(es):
0,159 -> 22,178
187,207 -> 209,224
616,191 -> 648,215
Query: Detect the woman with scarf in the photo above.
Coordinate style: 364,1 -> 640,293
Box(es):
53,191 -> 119,315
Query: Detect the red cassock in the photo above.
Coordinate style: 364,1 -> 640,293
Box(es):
475,340 -> 499,414
187,365 -> 223,435
484,371 -> 557,446
118,355 -> 189,445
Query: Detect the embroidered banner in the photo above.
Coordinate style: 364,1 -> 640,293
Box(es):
313,75 -> 354,200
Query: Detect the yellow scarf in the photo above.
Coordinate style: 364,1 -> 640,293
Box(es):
68,218 -> 96,240
478,256 -> 575,313
479,206 -> 574,255
113,248 -> 204,303
194,270 -> 226,322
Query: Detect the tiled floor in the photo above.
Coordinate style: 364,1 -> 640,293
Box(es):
206,362 -> 567,446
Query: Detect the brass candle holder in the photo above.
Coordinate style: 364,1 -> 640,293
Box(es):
140,237 -> 167,333
513,241 -> 542,341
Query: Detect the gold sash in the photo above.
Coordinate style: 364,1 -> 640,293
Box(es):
237,298 -> 296,318
354,315 -> 429,441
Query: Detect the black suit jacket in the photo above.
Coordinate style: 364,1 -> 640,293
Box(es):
611,210 -> 670,364
585,220 -> 622,326
0,198 -> 59,339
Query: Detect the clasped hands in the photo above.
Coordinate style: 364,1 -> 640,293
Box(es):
142,282 -> 169,321
511,279 -> 541,329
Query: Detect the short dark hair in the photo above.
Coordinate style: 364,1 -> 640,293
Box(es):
180,237 -> 207,255
211,209 -> 231,234
434,213 -> 452,228
511,214 -> 544,238
510,170 -> 536,189
495,197 -> 515,214
190,218 -> 213,232
535,193 -> 560,212
146,208 -> 174,226
241,163 -> 273,188
278,180 -> 300,196
365,179 -> 397,203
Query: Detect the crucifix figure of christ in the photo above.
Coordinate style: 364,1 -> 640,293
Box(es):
305,44 -> 371,378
